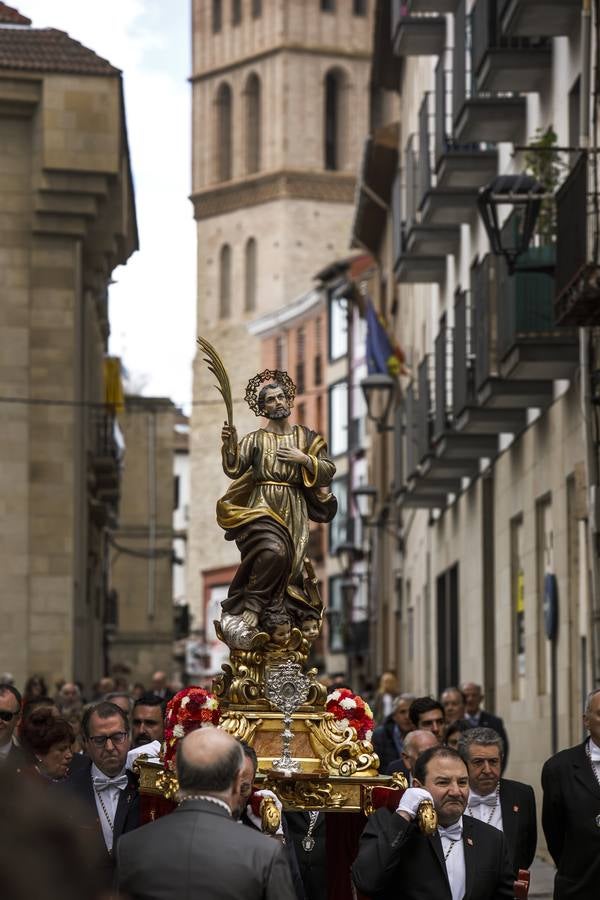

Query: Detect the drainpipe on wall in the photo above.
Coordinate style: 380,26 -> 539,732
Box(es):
579,0 -> 600,688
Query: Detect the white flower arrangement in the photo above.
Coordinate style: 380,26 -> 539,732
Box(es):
340,697 -> 357,710
173,723 -> 185,738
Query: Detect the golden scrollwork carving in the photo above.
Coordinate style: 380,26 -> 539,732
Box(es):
305,714 -> 379,777
259,796 -> 281,834
390,771 -> 409,790
417,799 -> 438,835
212,635 -> 326,710
269,778 -> 345,809
219,711 -> 262,744
155,769 -> 179,802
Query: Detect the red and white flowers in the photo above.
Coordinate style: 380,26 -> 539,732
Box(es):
325,688 -> 374,742
163,687 -> 220,770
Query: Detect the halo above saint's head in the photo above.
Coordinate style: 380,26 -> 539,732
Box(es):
245,369 -> 297,416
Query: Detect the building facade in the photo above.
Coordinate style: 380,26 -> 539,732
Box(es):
188,0 -> 373,635
108,396 -> 176,683
0,7 -> 137,690
352,0 -> 600,800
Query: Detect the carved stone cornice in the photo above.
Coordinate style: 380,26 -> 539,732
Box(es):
191,169 -> 356,220
190,43 -> 371,83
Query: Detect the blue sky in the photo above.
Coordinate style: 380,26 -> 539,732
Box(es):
24,0 -> 196,409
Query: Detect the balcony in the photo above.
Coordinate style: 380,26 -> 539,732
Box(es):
453,0 -> 526,145
392,0 -> 445,58
472,0 -> 551,94
408,0 -> 458,10
453,288 -> 528,434
555,152 -> 600,326
89,411 -> 122,523
472,254 -> 568,412
431,53 -> 498,204
352,128 -> 399,256
393,144 -> 451,284
500,0 -> 580,38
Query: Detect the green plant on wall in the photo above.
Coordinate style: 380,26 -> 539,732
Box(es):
524,126 -> 566,246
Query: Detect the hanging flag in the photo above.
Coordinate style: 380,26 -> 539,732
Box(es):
365,299 -> 407,377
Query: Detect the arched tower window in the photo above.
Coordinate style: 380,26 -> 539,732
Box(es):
245,238 -> 257,312
219,244 -> 232,318
212,0 -> 222,33
245,73 -> 261,174
324,69 -> 348,171
215,82 -> 232,182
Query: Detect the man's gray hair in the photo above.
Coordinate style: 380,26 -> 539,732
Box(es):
392,693 -> 416,712
584,687 -> 600,715
458,726 -> 505,759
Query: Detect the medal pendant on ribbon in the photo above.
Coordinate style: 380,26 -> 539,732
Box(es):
302,836 -> 315,852
595,814 -> 600,827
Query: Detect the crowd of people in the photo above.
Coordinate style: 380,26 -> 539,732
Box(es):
0,670 -> 599,900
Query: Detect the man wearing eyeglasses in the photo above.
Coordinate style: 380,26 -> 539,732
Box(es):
0,685 -> 28,772
59,700 -> 140,887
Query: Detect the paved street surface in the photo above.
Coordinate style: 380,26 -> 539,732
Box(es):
530,856 -> 555,899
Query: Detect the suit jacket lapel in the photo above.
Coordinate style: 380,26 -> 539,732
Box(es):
499,781 -> 518,856
428,831 -> 452,898
572,740 -> 600,800
113,772 -> 137,841
463,816 -> 479,900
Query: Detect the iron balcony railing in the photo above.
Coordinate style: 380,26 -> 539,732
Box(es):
472,254 -> 497,391
417,355 -> 435,461
496,244 -> 556,360
418,91 -> 434,209
453,289 -> 476,416
555,152 -> 589,302
405,382 -> 419,477
404,133 -> 419,227
471,0 -> 549,80
434,320 -> 454,439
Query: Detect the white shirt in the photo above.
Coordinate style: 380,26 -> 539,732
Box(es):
467,789 -> 504,832
0,740 -> 12,759
439,818 -> 466,900
91,763 -> 127,852
589,737 -> 600,762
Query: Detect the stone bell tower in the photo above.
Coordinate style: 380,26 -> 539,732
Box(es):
188,0 -> 372,636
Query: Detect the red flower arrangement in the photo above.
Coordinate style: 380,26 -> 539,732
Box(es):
163,686 -> 220,770
325,688 -> 374,742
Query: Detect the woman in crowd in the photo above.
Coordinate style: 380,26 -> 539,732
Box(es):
22,673 -> 48,706
19,708 -> 74,783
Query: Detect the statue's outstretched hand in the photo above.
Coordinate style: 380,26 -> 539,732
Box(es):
221,422 -> 238,455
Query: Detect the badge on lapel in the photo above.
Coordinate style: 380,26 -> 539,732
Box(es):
513,805 -> 519,813
595,814 -> 600,827
466,837 -> 473,846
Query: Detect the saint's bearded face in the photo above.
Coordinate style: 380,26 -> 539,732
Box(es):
260,385 -> 290,419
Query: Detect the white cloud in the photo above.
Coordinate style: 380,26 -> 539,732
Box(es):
23,0 -> 196,409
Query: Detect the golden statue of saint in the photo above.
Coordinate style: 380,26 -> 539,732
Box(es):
216,371 -> 336,645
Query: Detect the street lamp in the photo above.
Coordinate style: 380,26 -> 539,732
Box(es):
352,484 -> 377,526
477,173 -> 550,275
335,541 -> 364,575
360,373 -> 396,432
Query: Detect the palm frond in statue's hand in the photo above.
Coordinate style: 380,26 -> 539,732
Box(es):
197,336 -> 233,427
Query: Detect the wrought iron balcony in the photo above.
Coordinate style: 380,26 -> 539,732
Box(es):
500,0 -> 580,38
393,148 -> 450,284
453,287 -> 527,434
472,254 -> 562,412
432,54 -> 497,197
555,152 -> 600,326
89,410 -> 122,522
471,0 -> 551,94
453,0 -> 526,144
392,0 -> 446,58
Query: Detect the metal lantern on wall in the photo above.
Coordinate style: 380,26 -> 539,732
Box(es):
477,174 -> 545,275
360,373 -> 396,432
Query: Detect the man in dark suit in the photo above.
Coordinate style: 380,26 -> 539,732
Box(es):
58,701 -> 140,888
542,687 -> 600,900
461,682 -> 510,770
459,726 -> 536,875
352,745 -> 515,900
117,727 -> 296,900
0,685 -> 29,773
